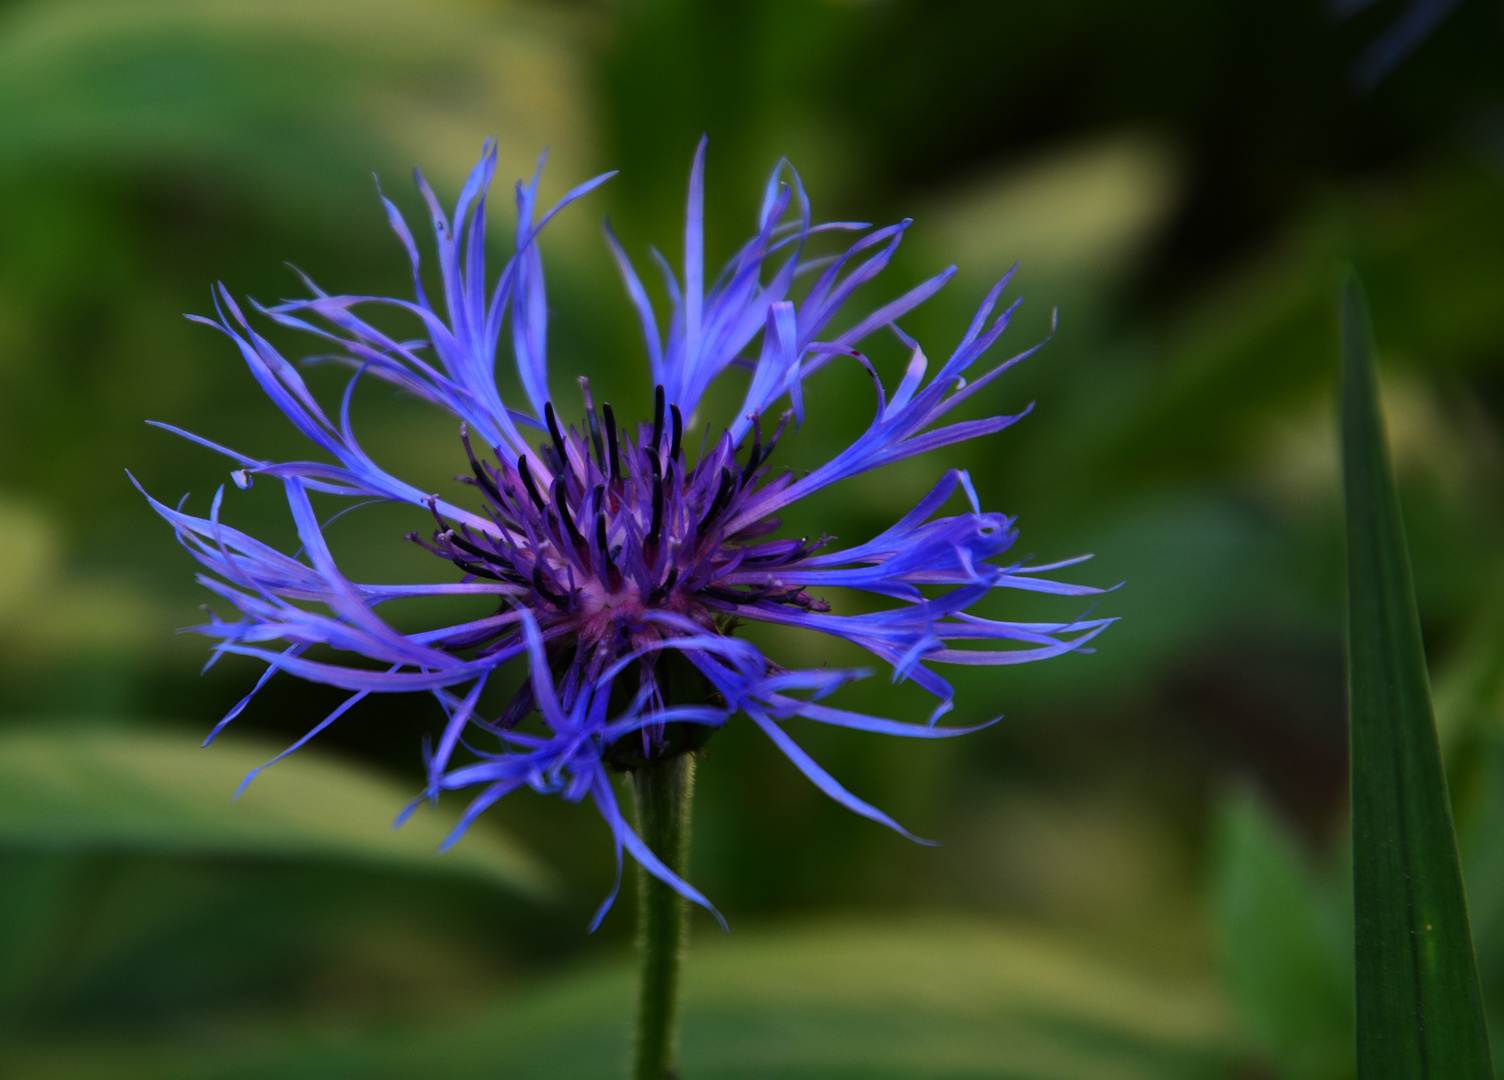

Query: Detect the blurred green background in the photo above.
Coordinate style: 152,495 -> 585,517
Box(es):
3,0 -> 1504,1076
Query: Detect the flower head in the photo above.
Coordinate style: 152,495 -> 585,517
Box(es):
142,138 -> 1109,927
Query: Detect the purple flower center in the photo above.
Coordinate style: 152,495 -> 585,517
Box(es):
415,383 -> 828,687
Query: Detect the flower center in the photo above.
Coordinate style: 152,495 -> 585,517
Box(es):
413,384 -> 826,659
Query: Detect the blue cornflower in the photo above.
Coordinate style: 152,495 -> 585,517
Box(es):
141,139 -> 1109,927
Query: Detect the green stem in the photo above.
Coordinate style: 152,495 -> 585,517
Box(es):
630,753 -> 695,1080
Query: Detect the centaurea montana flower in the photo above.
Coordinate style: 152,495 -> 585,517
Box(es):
141,139 -> 1110,927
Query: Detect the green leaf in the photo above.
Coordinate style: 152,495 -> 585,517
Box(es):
0,725 -> 552,898
1210,787 -> 1352,1079
6,920 -> 1237,1079
0,0 -> 592,207
1459,741 -> 1504,977
1341,273 -> 1493,1076
0,852 -> 90,1020
1430,580 -> 1504,759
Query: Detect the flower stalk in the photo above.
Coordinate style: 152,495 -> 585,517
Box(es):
630,753 -> 696,1080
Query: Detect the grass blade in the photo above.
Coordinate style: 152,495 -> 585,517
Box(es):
1341,273 -> 1492,1076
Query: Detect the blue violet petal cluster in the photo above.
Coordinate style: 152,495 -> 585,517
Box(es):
142,139 -> 1110,927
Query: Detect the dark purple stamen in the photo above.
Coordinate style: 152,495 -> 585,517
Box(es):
460,424 -> 509,512
669,404 -> 683,461
517,455 -> 546,510
443,529 -> 497,562
648,470 -> 664,546
581,381 -> 606,471
467,460 -> 506,512
602,403 -> 621,480
648,567 -> 679,604
452,557 -> 506,581
596,511 -> 621,585
742,417 -> 764,482
701,584 -> 752,604
544,402 -> 568,467
532,564 -> 568,607
594,511 -> 609,556
698,467 -> 736,539
587,410 -> 605,469
552,478 -> 586,548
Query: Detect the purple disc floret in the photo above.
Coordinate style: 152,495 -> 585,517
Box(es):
138,137 -> 1111,928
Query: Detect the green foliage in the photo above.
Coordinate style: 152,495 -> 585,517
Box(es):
6,921 -> 1236,1079
0,0 -> 589,201
1342,276 -> 1492,1076
0,726 -> 560,1043
1210,788 -> 1352,1079
0,725 -> 550,894
5,0 -> 1504,1074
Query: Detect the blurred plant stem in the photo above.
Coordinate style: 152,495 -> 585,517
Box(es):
630,754 -> 695,1080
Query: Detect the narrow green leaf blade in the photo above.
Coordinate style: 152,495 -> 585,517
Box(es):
1341,274 -> 1492,1076
0,725 -> 553,898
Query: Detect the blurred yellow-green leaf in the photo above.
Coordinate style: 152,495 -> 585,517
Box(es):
0,726 -> 552,896
0,0 -> 595,201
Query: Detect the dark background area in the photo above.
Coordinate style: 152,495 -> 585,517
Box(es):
3,1 -> 1504,1076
